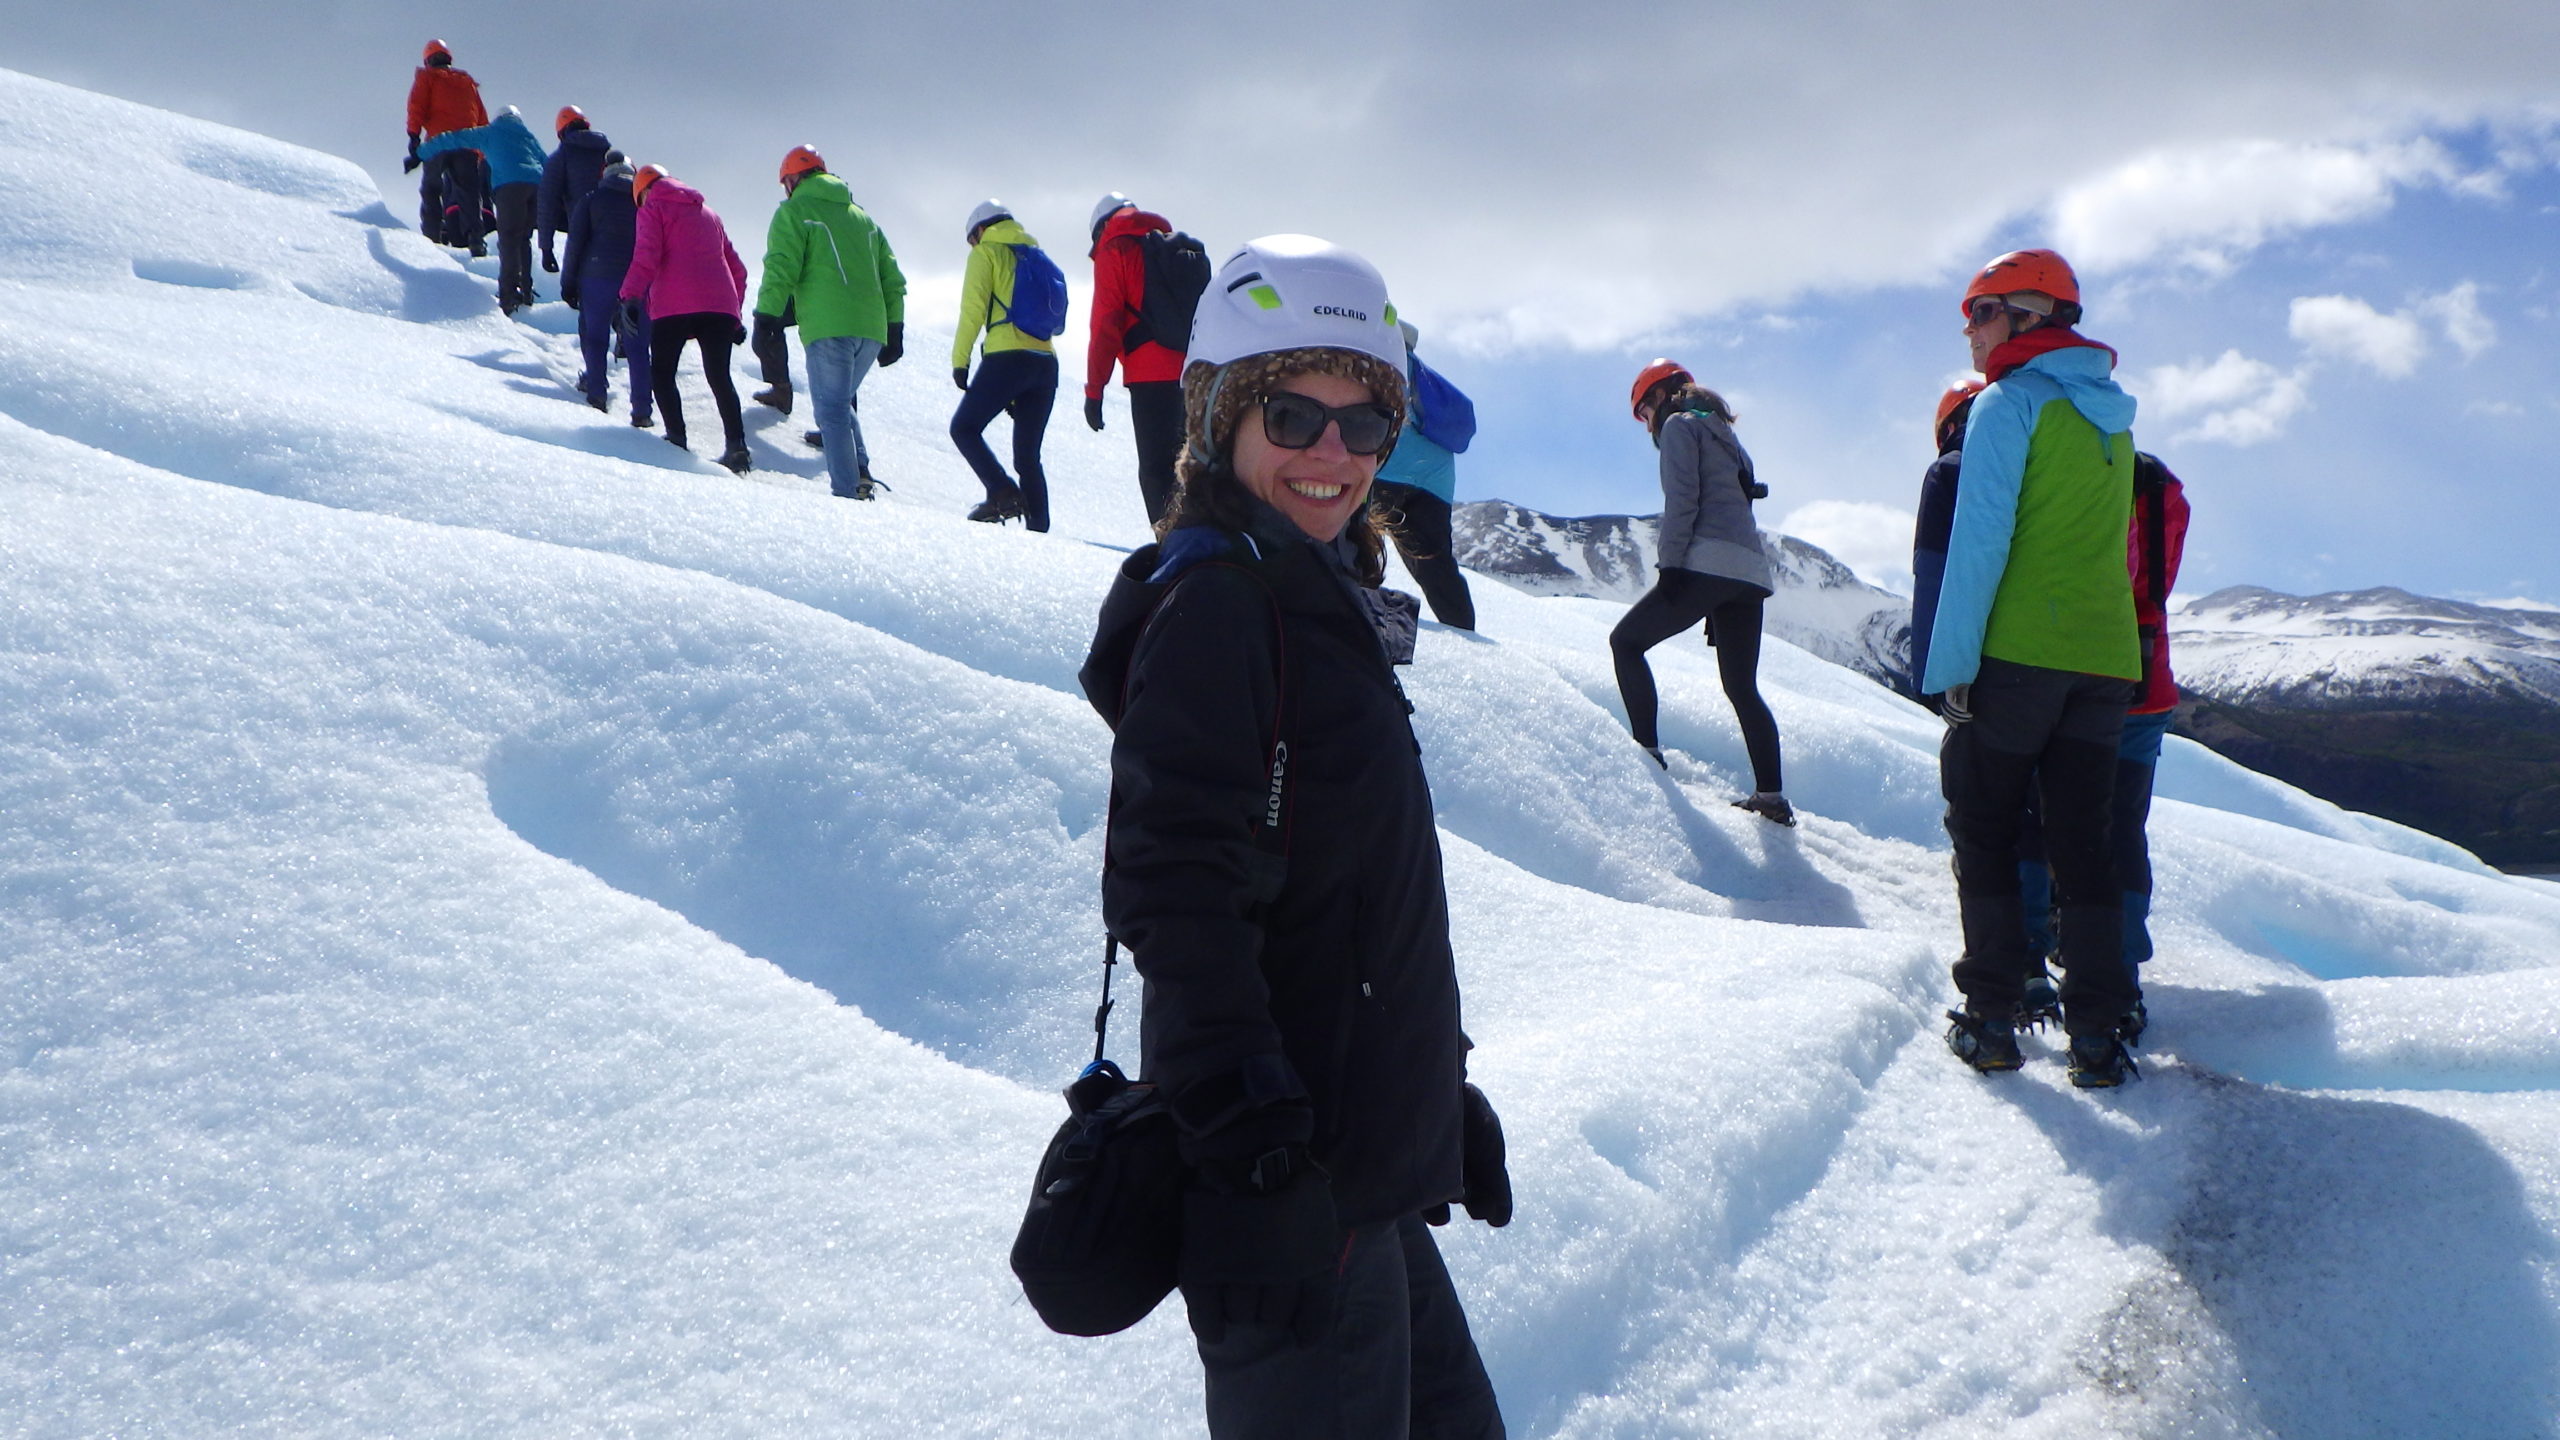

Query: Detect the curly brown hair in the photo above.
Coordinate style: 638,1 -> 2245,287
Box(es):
1161,348 -> 1408,586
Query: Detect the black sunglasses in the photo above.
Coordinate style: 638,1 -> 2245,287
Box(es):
1259,391 -> 1398,456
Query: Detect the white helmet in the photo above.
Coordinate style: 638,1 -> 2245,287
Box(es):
1186,234 -> 1403,374
965,199 -> 1011,241
1089,191 -> 1134,241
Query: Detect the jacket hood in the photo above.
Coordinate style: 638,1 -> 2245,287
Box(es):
976,217 -> 1037,249
488,111 -> 534,144
783,172 -> 855,216
560,127 -> 611,152
1094,207 -> 1172,256
648,178 -> 707,212
2005,336 -> 2136,435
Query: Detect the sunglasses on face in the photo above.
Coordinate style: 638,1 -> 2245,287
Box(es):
1965,297 -> 2012,327
1259,391 -> 1398,456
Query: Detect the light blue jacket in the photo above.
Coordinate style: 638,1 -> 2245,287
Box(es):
1378,425 -> 1457,503
417,111 -> 549,191
1922,342 -> 2140,694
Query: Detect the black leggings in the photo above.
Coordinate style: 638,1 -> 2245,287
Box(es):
650,311 -> 745,452
1611,568 -> 1782,791
1373,481 -> 1476,630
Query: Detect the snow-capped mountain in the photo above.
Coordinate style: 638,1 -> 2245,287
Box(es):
9,63 -> 2560,1439
2170,585 -> 2560,869
2173,584 -> 2560,712
1452,500 -> 1914,691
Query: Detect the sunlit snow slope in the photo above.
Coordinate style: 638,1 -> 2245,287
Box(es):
5,68 -> 2560,1439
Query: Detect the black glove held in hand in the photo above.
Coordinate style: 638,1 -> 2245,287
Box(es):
752,312 -> 783,347
952,366 -> 970,392
1424,1082 -> 1513,1228
1180,1155 -> 1343,1349
541,250 -> 559,273
731,319 -> 748,346
877,322 -> 904,366
1083,394 -> 1105,432
402,155 -> 422,174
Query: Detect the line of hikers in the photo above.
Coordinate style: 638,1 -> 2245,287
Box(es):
415,35 -> 2184,1430
400,39 -> 1482,599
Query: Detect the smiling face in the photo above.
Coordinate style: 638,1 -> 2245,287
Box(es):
1231,369 -> 1383,542
1964,301 -> 2017,373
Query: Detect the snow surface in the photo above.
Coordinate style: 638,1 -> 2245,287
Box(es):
6,68 -> 2560,1437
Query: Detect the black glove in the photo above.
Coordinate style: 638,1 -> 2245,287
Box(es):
406,132 -> 420,161
402,154 -> 421,175
561,281 -> 580,311
1083,394 -> 1105,432
1424,1083 -> 1514,1228
952,366 -> 970,392
731,319 -> 748,346
877,321 -> 904,367
541,250 -> 559,273
1180,1147 -> 1341,1349
617,299 -> 645,336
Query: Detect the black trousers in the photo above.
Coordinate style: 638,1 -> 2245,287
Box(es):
952,350 -> 1058,531
418,149 -> 481,247
492,182 -> 535,307
649,311 -> 744,453
1374,483 -> 1477,630
1609,568 -> 1782,791
1192,1215 -> 1503,1440
1942,657 -> 2135,1035
1128,379 -> 1184,526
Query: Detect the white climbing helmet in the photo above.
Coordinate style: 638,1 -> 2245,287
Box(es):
1088,191 -> 1134,241
965,199 -> 1011,242
1186,234 -> 1403,374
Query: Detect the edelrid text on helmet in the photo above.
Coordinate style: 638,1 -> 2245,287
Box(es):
1185,235 -> 1405,373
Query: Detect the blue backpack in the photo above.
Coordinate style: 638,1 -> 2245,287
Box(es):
1410,356 -> 1476,454
999,243 -> 1070,340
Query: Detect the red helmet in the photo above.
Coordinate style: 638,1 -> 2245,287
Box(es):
1629,358 -> 1693,421
422,39 -> 452,63
779,144 -> 826,184
632,164 -> 667,203
1961,248 -> 2079,317
554,105 -> 586,135
1934,379 -> 1987,452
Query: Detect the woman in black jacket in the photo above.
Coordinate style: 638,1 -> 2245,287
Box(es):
1078,235 -> 1507,1440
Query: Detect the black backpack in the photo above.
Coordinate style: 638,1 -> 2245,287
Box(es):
1123,230 -> 1212,356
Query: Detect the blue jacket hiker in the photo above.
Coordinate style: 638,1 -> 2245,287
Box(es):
418,107 -> 550,313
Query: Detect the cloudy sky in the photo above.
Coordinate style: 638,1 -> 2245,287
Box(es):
7,1 -> 2555,603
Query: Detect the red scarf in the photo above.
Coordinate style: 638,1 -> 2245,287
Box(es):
1984,327 -> 2116,383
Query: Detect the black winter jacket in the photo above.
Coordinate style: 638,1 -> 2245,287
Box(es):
1080,526 -> 1465,1227
539,128 -> 615,243
563,184 -> 638,302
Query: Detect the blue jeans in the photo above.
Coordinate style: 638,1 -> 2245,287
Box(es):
805,334 -> 882,496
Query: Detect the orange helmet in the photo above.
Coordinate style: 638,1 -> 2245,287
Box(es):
632,164 -> 667,203
1629,358 -> 1693,421
422,38 -> 452,62
1961,248 -> 2079,317
1934,378 -> 1987,452
779,144 -> 826,183
554,105 -> 587,135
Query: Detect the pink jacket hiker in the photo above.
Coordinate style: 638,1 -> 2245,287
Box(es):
618,180 -> 746,319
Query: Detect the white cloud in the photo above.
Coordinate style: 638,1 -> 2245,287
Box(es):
2421,281 -> 2497,357
2289,294 -> 2428,378
2133,350 -> 2311,446
1774,500 -> 1918,595
2049,139 -> 2456,274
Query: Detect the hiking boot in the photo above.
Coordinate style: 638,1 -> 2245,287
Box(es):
468,239 -> 487,258
631,412 -> 652,429
1946,1007 -> 2022,1073
1641,744 -> 1668,771
1733,792 -> 1797,827
2118,1000 -> 2148,1047
804,429 -> 824,450
846,478 -> 876,501
586,393 -> 608,412
966,495 -> 1022,524
717,445 -> 752,474
2016,963 -> 2061,1031
2068,1033 -> 2140,1089
753,384 -> 793,416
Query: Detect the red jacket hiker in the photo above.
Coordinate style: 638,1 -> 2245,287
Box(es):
1084,207 -> 1187,398
407,65 -> 487,140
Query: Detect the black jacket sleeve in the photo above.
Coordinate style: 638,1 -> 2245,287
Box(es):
1100,564 -> 1291,1098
